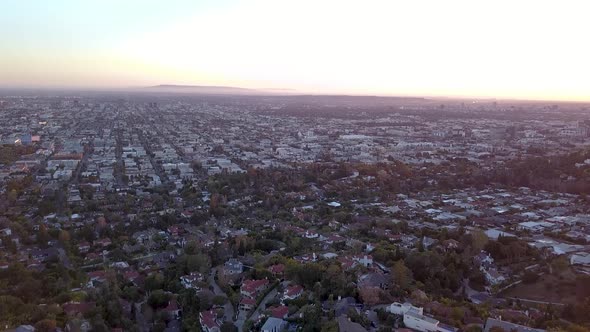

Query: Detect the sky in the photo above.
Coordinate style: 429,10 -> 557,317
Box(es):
1,0 -> 589,101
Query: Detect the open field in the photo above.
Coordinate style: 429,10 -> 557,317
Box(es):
501,268 -> 589,304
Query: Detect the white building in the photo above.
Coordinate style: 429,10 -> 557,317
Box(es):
261,317 -> 287,332
570,252 -> 590,267
388,303 -> 456,332
404,309 -> 440,332
353,255 -> 373,267
387,302 -> 423,315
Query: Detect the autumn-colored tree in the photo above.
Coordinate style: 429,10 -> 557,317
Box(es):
391,260 -> 413,292
34,319 -> 57,332
359,287 -> 383,306
38,224 -> 50,246
551,256 -> 569,275
471,229 -> 489,251
58,230 -> 70,243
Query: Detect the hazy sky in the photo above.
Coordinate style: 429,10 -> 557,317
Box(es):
1,0 -> 589,101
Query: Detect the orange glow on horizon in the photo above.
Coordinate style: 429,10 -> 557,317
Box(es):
1,0 -> 589,102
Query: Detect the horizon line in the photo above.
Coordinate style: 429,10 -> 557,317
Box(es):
0,84 -> 589,104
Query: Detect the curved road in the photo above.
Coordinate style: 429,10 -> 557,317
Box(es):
248,287 -> 278,322
208,268 -> 236,323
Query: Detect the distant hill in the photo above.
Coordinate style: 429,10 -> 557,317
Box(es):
144,84 -> 283,95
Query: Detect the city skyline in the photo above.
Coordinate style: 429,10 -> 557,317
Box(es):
1,0 -> 590,102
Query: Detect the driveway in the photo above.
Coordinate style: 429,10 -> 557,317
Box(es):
235,310 -> 248,332
249,287 -> 278,322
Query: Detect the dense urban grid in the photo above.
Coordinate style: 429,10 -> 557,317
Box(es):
1,93 -> 590,332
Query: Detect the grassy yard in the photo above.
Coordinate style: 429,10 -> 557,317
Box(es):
501,268 -> 585,304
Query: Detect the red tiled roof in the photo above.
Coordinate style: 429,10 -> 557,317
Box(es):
241,279 -> 269,293
285,285 -> 303,297
124,270 -> 140,280
268,264 -> 285,274
164,299 -> 179,312
240,297 -> 256,305
63,302 -> 96,315
200,310 -> 219,329
88,270 -> 107,280
270,305 -> 289,318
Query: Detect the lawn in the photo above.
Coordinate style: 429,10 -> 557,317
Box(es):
501,268 -> 586,304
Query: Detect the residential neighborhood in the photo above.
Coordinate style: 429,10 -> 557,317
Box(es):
1,94 -> 590,332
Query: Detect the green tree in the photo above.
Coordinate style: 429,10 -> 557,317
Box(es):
213,295 -> 227,306
148,290 -> 170,309
220,322 -> 238,332
321,320 -> 339,332
417,238 -> 425,252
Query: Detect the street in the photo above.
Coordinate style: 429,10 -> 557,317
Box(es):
208,267 -> 236,322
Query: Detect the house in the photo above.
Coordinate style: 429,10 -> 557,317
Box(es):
224,258 -> 243,275
518,221 -> 554,233
30,248 -> 58,262
401,306 -> 457,332
358,272 -> 388,290
270,305 -> 289,319
77,242 -> 91,253
199,310 -> 220,332
261,317 -> 287,332
65,319 -> 92,332
387,302 -> 423,316
0,227 -> 12,237
353,255 -> 373,267
474,251 -> 494,268
282,285 -> 304,301
339,257 -> 357,270
268,264 -> 285,277
62,302 -> 96,316
87,270 -> 108,287
123,269 -> 141,285
570,252 -> 590,267
482,268 -> 506,285
163,299 -> 181,319
85,252 -> 101,261
387,233 -> 403,242
404,309 -> 439,332
181,210 -> 194,219
93,238 -> 112,247
111,261 -> 130,269
326,234 -> 346,244
241,279 -> 269,299
483,318 -> 545,332
180,272 -> 204,289
442,239 -> 460,251
14,325 -> 35,332
304,230 -> 319,239
167,225 -> 181,237
239,297 -> 256,311
294,253 -> 317,263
